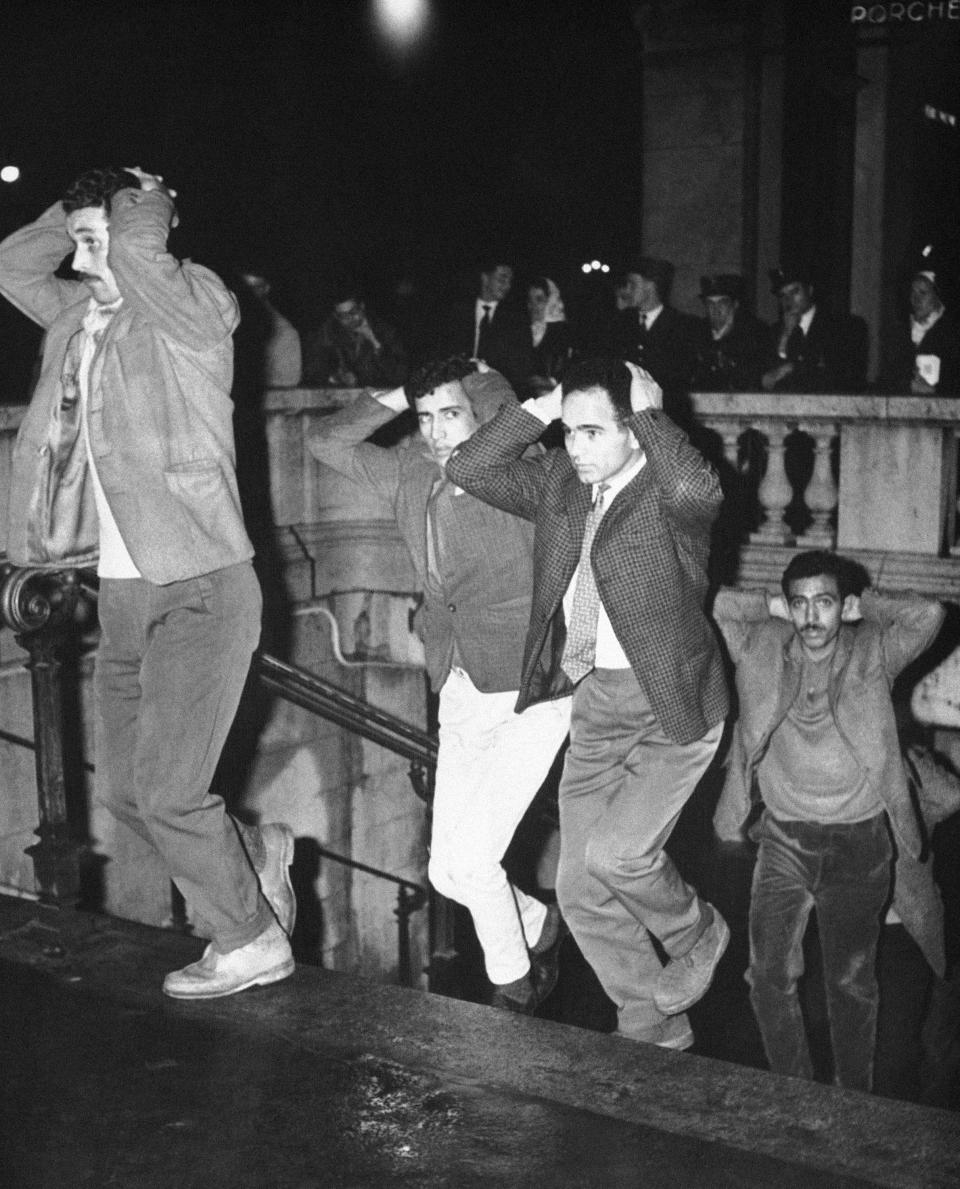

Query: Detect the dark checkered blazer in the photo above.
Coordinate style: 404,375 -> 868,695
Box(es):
447,403 -> 730,743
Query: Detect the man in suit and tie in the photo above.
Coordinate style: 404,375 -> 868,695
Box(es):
447,357 -> 731,1049
441,257 -> 535,390
761,264 -> 866,393
308,356 -> 571,1013
604,257 -> 697,422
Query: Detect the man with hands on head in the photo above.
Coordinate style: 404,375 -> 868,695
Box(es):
0,165 -> 296,999
446,357 -> 731,1050
712,552 -> 945,1089
308,356 -> 571,1014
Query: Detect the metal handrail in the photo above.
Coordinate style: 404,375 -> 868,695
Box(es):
255,651 -> 437,803
256,652 -> 436,765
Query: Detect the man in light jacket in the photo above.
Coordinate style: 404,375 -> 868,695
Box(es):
0,166 -> 295,999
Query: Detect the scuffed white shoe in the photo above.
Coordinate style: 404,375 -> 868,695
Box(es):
653,908 -> 730,1016
163,920 -> 294,1000
259,822 -> 297,936
616,1013 -> 694,1051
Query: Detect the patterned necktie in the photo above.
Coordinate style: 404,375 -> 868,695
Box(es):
561,483 -> 609,683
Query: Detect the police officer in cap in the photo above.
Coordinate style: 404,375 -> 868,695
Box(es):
690,273 -> 766,391
762,263 -> 866,393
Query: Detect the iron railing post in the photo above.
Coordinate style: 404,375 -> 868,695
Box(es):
0,564 -> 91,906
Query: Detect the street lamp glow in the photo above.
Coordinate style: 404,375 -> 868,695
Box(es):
374,0 -> 429,47
0,165 -> 20,183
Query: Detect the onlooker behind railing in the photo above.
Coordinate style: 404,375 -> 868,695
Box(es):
234,270 -> 302,389
878,245 -> 960,397
524,275 -> 575,398
761,262 -> 868,393
436,254 -> 535,393
598,255 -> 698,424
690,273 -> 767,392
302,278 -> 408,389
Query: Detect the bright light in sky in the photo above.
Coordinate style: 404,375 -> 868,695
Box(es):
374,0 -> 429,49
1,165 -> 20,183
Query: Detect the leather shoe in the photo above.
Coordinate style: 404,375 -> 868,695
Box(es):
529,905 -> 567,1005
259,823 -> 296,936
490,973 -> 538,1014
163,920 -> 294,1000
653,907 -> 730,1016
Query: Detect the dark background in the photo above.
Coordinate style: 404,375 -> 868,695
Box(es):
0,1 -> 644,316
1,1 -> 958,396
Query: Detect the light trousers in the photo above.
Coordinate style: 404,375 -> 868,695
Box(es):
427,669 -> 572,984
556,667 -> 722,1039
94,563 -> 274,952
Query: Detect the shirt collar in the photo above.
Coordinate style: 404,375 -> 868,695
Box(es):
83,296 -> 123,335
592,451 -> 646,503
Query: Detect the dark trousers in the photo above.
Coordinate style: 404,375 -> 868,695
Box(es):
747,810 -> 892,1091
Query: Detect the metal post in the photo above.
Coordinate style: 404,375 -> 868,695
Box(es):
1,565 -> 90,907
394,882 -> 427,988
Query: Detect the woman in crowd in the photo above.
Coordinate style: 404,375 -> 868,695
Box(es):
525,276 -> 574,396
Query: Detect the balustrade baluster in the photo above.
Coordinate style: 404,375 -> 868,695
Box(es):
750,421 -> 793,545
796,421 -> 839,548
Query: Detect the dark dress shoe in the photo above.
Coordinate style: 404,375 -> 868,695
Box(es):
530,908 -> 568,1005
490,973 -> 538,1014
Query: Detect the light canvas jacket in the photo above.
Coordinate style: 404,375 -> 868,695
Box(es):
712,587 -> 945,862
0,188 -> 252,584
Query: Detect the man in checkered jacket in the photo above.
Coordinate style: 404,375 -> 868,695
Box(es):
447,356 -> 730,1049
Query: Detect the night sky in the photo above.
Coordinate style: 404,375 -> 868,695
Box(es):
1,0 -> 644,329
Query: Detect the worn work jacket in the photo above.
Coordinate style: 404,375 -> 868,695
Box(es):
712,588 -> 946,861
0,189 -> 251,584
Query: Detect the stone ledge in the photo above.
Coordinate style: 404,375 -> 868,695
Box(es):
1,897 -> 956,1188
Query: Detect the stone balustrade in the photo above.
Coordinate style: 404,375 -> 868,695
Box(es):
690,390 -> 960,599
5,388 -> 960,600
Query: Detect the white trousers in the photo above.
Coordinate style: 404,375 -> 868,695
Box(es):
428,669 -> 572,984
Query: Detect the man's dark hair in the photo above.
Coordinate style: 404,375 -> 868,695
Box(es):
330,277 -> 364,308
781,550 -> 865,601
478,255 -> 513,277
404,355 -> 478,409
62,167 -> 142,215
562,357 -> 633,423
623,255 -> 674,302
